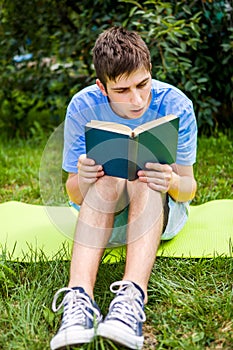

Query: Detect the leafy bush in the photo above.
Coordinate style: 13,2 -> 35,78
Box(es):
0,0 -> 232,137
0,0 -> 131,137
122,0 -> 233,133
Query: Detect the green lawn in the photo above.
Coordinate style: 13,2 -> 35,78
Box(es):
0,132 -> 232,350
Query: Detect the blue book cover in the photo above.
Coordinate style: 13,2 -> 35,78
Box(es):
85,115 -> 179,181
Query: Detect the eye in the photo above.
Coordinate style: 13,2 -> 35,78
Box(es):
115,89 -> 128,94
138,81 -> 148,89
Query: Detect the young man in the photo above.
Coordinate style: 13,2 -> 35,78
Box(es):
50,26 -> 197,350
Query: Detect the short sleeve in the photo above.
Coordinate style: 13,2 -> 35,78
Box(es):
176,101 -> 197,166
62,99 -> 87,173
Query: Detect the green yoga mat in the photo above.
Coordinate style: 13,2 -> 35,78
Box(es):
0,200 -> 232,262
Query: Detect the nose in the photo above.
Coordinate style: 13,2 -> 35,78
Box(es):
130,89 -> 142,106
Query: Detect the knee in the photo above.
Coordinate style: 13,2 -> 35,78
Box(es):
127,179 -> 161,198
92,176 -> 126,202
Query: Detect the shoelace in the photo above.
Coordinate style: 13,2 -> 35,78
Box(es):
107,281 -> 146,329
52,287 -> 100,329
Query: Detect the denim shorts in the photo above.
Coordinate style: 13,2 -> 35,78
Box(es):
70,196 -> 190,247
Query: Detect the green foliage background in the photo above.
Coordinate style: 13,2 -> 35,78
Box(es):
0,0 -> 232,138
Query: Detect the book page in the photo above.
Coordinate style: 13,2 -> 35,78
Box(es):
86,120 -> 132,136
133,114 -> 177,136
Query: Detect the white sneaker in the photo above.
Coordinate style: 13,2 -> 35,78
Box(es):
50,287 -> 102,350
97,281 -> 146,349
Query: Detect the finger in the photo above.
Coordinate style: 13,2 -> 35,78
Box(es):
142,170 -> 163,179
139,171 -> 171,184
78,169 -> 104,184
145,163 -> 172,173
79,168 -> 104,178
147,182 -> 168,193
141,173 -> 171,191
78,154 -> 104,168
78,163 -> 102,173
78,157 -> 95,167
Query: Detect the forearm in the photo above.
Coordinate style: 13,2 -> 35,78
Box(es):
66,155 -> 105,205
66,174 -> 91,205
168,171 -> 197,202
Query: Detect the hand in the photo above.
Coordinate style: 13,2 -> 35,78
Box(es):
77,154 -> 104,184
137,162 -> 174,193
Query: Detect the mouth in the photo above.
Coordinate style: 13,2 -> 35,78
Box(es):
130,107 -> 144,114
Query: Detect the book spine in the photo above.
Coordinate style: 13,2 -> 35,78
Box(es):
127,136 -> 139,181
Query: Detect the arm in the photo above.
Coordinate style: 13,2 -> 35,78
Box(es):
66,154 -> 104,205
169,163 -> 197,202
138,163 -> 197,202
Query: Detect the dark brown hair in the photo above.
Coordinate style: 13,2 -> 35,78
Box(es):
93,26 -> 151,88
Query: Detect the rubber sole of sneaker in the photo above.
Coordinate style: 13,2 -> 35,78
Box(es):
50,327 -> 95,350
97,322 -> 144,350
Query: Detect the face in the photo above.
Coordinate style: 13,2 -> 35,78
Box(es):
96,67 -> 152,119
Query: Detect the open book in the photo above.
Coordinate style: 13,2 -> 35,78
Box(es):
85,114 -> 179,180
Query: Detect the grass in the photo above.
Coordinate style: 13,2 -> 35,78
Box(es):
193,132 -> 233,204
0,131 -> 233,349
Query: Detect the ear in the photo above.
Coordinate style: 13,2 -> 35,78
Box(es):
96,79 -> 108,96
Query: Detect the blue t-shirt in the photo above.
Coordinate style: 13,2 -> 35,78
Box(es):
63,79 -> 197,173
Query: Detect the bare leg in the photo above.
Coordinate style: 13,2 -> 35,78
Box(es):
68,176 -> 127,299
123,180 -> 165,303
